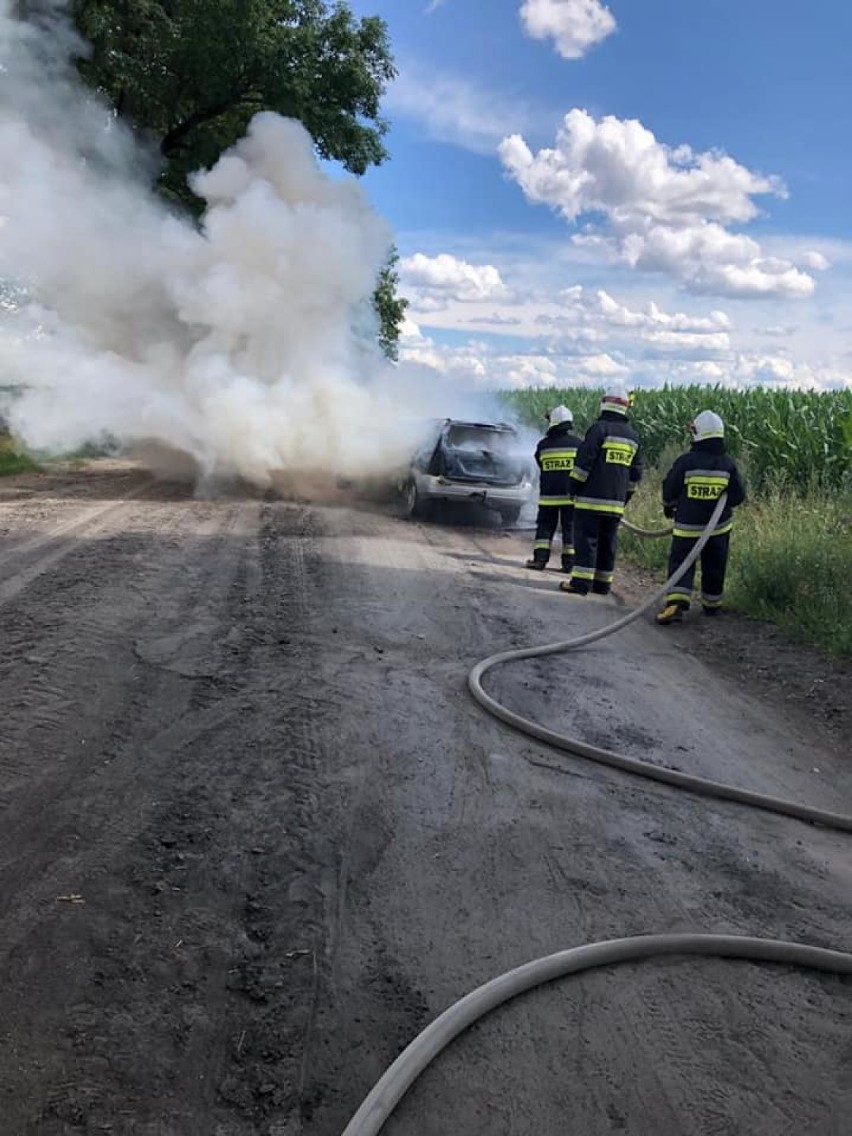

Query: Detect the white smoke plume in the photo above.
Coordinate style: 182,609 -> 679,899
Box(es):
0,1 -> 497,486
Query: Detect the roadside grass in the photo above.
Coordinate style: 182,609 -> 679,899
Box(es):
725,491 -> 852,659
621,469 -> 852,659
0,429 -> 113,476
0,431 -> 40,476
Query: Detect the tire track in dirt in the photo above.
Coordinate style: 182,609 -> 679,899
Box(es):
0,499 -> 245,909
155,501 -> 329,1133
0,500 -> 197,815
280,508 -> 494,1133
0,496 -> 276,1134
137,501 -> 344,1135
0,498 -> 342,1135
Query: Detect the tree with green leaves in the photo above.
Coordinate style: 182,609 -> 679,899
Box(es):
374,250 -> 408,362
65,0 -> 407,356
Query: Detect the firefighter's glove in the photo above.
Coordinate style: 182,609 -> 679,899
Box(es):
663,504 -> 675,519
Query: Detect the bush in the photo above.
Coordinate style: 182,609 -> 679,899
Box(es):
0,432 -> 39,476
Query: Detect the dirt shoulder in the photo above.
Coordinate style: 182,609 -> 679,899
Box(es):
0,458 -> 149,501
617,560 -> 852,762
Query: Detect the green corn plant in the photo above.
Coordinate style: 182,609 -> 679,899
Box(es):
501,385 -> 852,495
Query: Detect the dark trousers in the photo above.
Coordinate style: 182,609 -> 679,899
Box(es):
531,504 -> 574,567
666,532 -> 730,608
570,511 -> 620,594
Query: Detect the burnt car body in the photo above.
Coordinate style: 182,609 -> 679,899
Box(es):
401,419 -> 533,525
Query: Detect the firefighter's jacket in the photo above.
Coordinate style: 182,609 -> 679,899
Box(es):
534,424 -> 583,506
569,411 -> 642,516
661,438 -> 746,537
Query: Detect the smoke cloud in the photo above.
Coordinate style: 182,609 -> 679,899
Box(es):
0,1 -> 500,487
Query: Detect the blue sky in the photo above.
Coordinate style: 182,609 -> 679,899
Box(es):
349,0 -> 852,390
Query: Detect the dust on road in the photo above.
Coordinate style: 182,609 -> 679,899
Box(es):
0,465 -> 849,1135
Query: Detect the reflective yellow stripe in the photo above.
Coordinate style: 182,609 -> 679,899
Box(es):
594,571 -> 614,583
533,541 -> 551,550
538,497 -> 573,506
685,476 -> 729,488
574,501 -> 625,515
572,568 -> 595,581
571,467 -> 590,483
672,520 -> 733,538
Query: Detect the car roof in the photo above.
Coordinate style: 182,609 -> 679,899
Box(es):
442,419 -> 516,433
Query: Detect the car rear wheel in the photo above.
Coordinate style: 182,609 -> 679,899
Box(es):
405,479 -> 428,519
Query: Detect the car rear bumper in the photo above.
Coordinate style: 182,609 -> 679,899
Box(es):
417,475 -> 533,509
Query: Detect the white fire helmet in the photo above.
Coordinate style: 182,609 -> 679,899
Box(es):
549,404 -> 574,428
690,410 -> 725,442
600,384 -> 630,415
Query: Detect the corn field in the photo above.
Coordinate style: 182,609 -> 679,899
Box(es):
500,386 -> 852,494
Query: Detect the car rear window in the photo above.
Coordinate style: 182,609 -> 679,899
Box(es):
445,425 -> 513,450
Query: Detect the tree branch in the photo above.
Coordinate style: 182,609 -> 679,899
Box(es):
160,96 -> 247,156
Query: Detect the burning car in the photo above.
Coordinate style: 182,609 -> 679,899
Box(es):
401,419 -> 534,525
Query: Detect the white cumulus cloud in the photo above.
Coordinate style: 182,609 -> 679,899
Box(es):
399,315 -> 428,343
400,253 -> 510,310
564,286 -> 731,334
520,0 -> 616,59
573,351 -> 629,376
397,326 -> 629,390
397,323 -> 852,393
801,250 -> 831,271
475,285 -> 734,355
499,109 -> 817,299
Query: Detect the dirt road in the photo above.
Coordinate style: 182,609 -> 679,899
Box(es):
0,466 -> 849,1136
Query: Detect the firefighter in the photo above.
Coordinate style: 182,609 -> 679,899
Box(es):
526,405 -> 582,572
656,410 -> 746,624
560,385 -> 642,596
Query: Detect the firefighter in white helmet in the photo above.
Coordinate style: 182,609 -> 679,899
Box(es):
560,385 -> 643,597
656,410 -> 746,624
526,405 -> 583,572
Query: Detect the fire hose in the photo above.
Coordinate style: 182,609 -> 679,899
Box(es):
341,494 -> 852,1136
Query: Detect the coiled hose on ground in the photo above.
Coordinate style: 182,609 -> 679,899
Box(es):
341,495 -> 852,1136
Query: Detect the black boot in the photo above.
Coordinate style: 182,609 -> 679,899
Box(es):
559,580 -> 589,595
